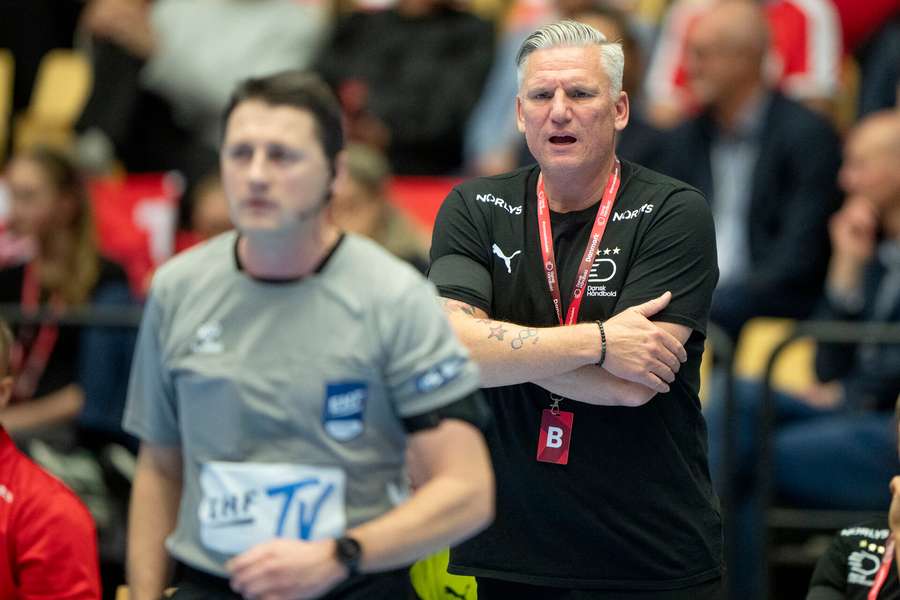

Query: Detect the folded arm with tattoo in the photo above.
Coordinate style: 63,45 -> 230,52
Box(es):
440,293 -> 690,407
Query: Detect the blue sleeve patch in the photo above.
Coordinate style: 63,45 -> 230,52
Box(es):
414,356 -> 468,394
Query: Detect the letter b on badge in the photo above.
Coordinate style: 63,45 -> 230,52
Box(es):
537,410 -> 573,465
546,426 -> 563,448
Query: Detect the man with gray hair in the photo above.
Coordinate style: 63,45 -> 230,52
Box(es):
430,20 -> 723,597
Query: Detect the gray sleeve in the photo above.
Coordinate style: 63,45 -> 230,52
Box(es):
377,281 -> 481,419
122,292 -> 180,445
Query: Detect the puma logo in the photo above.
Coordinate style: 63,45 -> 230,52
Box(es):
492,244 -> 521,274
444,585 -> 470,599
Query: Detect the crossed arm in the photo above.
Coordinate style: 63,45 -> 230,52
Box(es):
440,295 -> 692,407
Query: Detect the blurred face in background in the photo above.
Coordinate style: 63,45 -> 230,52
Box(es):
5,156 -> 74,241
191,176 -> 233,240
684,3 -> 766,107
839,117 -> 900,214
330,153 -> 386,238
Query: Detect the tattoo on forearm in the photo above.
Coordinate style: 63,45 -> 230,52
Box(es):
488,324 -> 507,340
440,298 -> 476,316
511,328 -> 539,350
440,298 -> 538,350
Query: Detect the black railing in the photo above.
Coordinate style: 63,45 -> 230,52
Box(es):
0,304 -> 144,328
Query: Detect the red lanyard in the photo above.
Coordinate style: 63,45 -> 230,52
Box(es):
869,538 -> 895,600
10,263 -> 61,401
537,159 -> 621,325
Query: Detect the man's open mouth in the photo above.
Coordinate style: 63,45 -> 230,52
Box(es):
549,135 -> 577,145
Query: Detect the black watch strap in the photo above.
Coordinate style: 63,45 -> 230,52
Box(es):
334,535 -> 362,577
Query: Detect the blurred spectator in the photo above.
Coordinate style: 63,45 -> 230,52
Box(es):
0,147 -> 135,445
317,0 -> 494,175
644,0 -> 843,127
190,172 -> 231,241
174,170 -> 232,252
659,0 -> 842,339
0,320 -> 102,599
465,2 -> 664,176
76,0 -> 329,184
331,144 -> 429,271
705,110 -> 900,600
330,144 -> 428,273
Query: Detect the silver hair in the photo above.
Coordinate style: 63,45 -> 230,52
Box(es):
516,20 -> 625,98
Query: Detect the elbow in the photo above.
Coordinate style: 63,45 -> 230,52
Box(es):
619,385 -> 656,408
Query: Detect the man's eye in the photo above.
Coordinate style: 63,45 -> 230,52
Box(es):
227,146 -> 253,160
268,148 -> 297,163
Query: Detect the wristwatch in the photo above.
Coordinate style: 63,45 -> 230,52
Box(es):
334,535 -> 363,577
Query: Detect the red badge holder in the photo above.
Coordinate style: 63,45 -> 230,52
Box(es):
537,398 -> 574,465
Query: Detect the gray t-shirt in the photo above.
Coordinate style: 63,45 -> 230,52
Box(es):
123,232 -> 480,576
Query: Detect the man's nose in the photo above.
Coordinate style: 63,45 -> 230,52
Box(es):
549,89 -> 571,123
247,150 -> 269,187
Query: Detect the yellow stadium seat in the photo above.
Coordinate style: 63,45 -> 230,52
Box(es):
699,337 -> 714,406
0,48 -> 13,162
13,49 -> 92,152
732,317 -> 816,395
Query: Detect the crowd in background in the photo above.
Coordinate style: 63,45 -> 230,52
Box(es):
0,0 -> 898,597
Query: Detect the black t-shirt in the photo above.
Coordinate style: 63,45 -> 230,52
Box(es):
0,258 -> 130,399
429,161 -> 722,590
808,519 -> 899,600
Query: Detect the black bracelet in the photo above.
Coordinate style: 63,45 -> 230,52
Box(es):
595,320 -> 606,367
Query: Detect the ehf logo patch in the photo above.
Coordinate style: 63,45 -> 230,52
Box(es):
415,356 -> 466,393
323,382 -> 367,442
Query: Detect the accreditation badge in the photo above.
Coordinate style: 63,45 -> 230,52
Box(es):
536,408 -> 574,465
198,461 -> 346,555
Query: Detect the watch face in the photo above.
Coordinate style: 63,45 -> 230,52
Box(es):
337,536 -> 362,565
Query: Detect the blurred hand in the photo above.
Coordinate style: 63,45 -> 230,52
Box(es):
227,539 -> 347,600
81,0 -> 156,59
829,196 -> 879,265
602,292 -> 688,394
800,381 -> 844,409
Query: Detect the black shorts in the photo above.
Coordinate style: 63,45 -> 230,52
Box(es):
169,562 -> 414,599
475,576 -> 725,600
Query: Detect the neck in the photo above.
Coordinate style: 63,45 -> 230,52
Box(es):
542,154 -> 617,213
712,81 -> 764,132
239,217 -> 339,279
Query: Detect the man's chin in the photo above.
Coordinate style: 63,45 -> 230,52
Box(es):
236,220 -> 291,238
538,154 -> 589,174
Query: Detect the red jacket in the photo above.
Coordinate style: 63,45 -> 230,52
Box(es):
0,428 -> 101,599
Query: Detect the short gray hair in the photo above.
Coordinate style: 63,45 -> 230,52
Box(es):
516,20 -> 625,98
